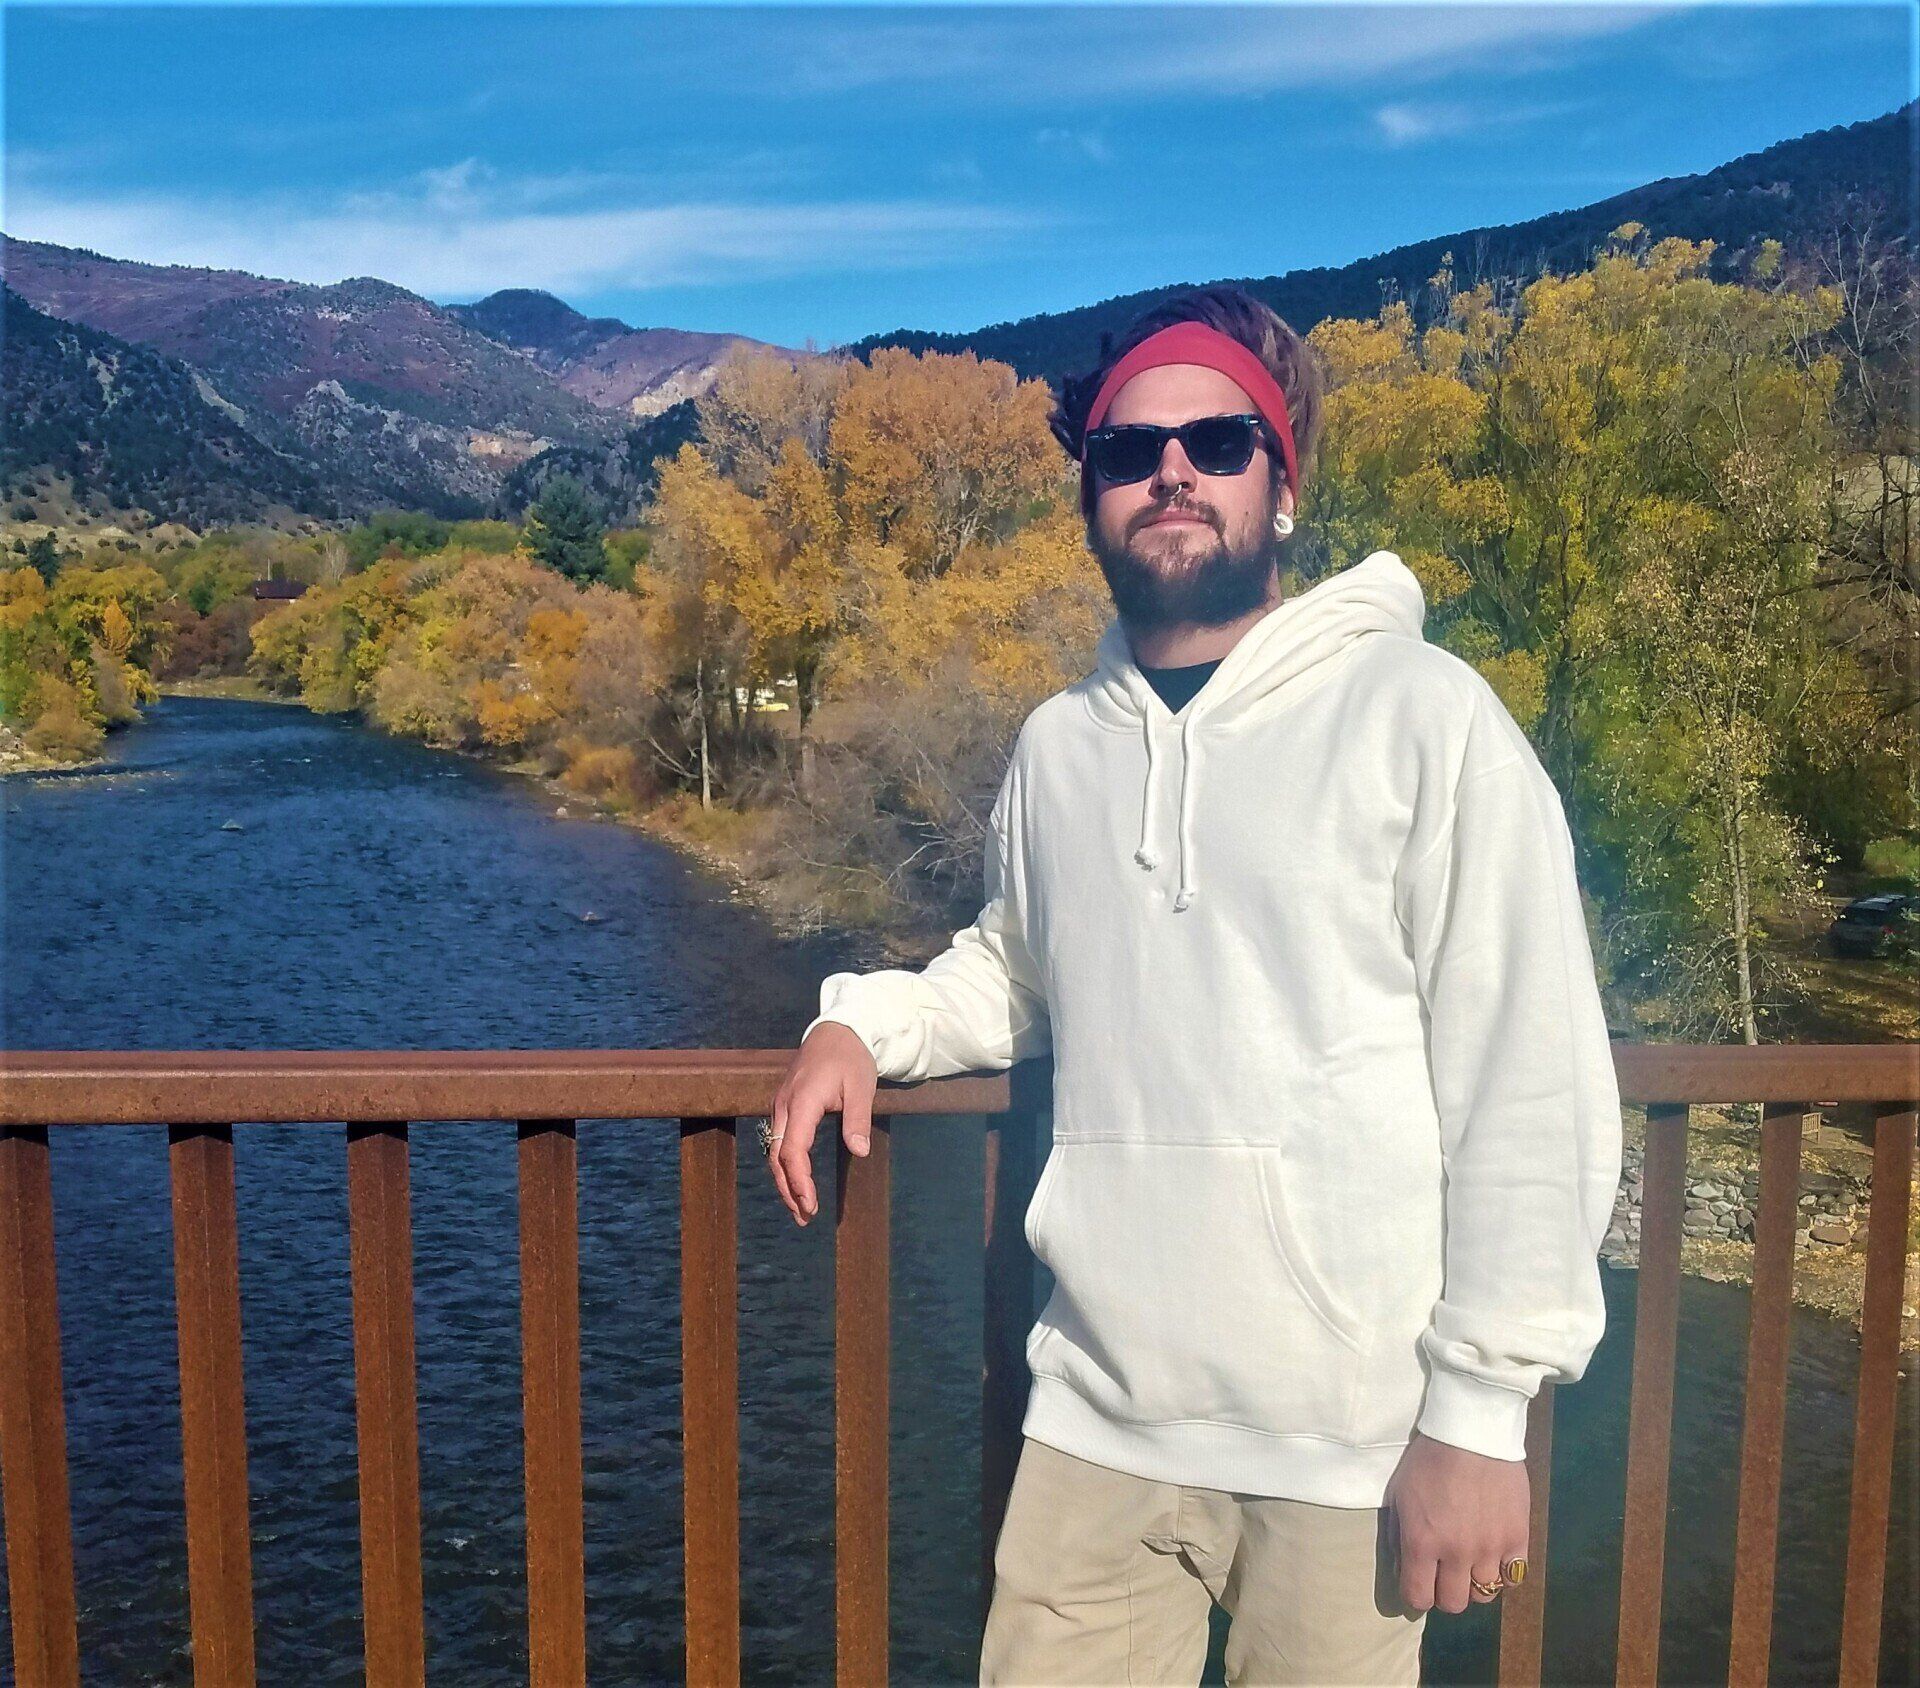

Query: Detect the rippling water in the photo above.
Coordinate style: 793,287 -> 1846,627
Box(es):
3,698 -> 1912,1685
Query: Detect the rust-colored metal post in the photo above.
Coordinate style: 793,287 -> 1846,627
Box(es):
1727,1100 -> 1807,1687
346,1122 -> 425,1687
1496,1385 -> 1555,1688
835,1115 -> 891,1688
518,1119 -> 585,1688
980,1065 -> 1046,1640
679,1117 -> 740,1688
1615,1102 -> 1689,1686
1837,1105 -> 1917,1686
0,1124 -> 80,1688
168,1122 -> 257,1686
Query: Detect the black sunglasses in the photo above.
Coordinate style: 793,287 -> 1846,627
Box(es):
1084,412 -> 1274,485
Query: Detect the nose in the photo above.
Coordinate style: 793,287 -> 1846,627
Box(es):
1149,437 -> 1196,496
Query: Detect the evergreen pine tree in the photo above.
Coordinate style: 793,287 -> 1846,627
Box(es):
523,474 -> 608,583
25,532 -> 61,586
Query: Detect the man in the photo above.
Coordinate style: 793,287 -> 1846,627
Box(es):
767,285 -> 1623,1685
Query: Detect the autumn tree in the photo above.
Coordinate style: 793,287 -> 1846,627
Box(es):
830,344 -> 1062,581
0,561 -> 168,760
695,343 -> 850,496
1789,217 -> 1920,845
639,444 -> 764,806
1599,251 -> 1855,1041
1305,230 -> 1892,1038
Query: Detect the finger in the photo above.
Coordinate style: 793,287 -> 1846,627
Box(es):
767,1095 -> 798,1223
1468,1558 -> 1504,1604
1396,1530 -> 1437,1615
778,1097 -> 822,1223
1433,1555 -> 1473,1616
841,1076 -> 874,1158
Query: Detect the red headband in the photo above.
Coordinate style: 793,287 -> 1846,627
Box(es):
1081,320 -> 1299,492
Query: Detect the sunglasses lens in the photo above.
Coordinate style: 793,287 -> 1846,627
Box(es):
1087,415 -> 1262,482
1184,415 -> 1259,474
1089,428 -> 1165,483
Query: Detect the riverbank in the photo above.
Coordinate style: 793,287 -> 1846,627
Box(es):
160,675 -> 306,704
0,720 -> 101,776
500,761 -> 925,975
3,679 -> 303,776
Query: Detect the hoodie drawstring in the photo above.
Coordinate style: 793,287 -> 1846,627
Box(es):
1102,551 -> 1430,915
1132,714 -> 1162,871
1134,708 -> 1203,910
1173,712 -> 1201,911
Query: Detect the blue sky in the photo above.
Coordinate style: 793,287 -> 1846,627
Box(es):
2,3 -> 1912,348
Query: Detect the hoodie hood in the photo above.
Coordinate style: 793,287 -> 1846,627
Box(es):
1084,547 -> 1427,912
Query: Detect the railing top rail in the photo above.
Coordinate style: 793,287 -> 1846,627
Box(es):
0,1049 -> 1022,1127
0,1043 -> 1912,1128
1610,1041 -> 1918,1106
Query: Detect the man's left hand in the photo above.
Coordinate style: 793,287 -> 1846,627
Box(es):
1382,1431 -> 1529,1615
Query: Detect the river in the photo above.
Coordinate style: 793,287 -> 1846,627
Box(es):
3,697 -> 1913,1685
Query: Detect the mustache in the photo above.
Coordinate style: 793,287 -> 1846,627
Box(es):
1132,498 -> 1219,534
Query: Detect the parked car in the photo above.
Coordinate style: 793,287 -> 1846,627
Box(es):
1827,892 -> 1920,959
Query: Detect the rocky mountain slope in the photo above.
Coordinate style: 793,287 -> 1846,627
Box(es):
450,287 -> 792,419
1,284 -> 331,526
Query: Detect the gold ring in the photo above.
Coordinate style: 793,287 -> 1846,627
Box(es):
1470,1575 -> 1504,1599
1501,1557 -> 1528,1585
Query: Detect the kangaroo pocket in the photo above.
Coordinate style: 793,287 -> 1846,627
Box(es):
1024,1141 -> 1364,1438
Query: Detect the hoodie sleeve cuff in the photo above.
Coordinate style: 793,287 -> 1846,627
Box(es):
801,1009 -> 885,1068
800,970 -> 909,1077
1416,1367 -> 1533,1462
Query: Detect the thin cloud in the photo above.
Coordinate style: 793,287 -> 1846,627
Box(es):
1034,127 -> 1114,165
927,155 -> 989,188
753,3 -> 1671,100
1132,3 -> 1670,96
3,173 -> 1064,297
1370,97 -> 1589,148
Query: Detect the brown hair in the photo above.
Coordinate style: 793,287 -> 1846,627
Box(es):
1051,284 -> 1327,519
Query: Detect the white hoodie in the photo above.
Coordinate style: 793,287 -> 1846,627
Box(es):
803,549 -> 1623,1506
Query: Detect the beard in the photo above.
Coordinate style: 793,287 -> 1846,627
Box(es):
1088,499 -> 1284,633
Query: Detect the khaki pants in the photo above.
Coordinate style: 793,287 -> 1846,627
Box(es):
981,1437 -> 1426,1687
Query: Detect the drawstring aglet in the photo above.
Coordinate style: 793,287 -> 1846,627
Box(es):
1133,846 -> 1160,870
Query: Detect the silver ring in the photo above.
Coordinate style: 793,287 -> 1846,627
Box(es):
757,1118 -> 782,1156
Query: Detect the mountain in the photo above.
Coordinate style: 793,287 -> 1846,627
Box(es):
840,102 -> 1918,381
2,239 -> 617,440
451,287 -> 794,420
1,285 -> 331,526
501,399 -> 704,522
1,238 -> 622,517
447,288 -> 633,367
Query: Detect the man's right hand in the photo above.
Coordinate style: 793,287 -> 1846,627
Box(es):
767,1023 -> 878,1226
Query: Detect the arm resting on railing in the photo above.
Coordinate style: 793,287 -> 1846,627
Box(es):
803,752 -> 1052,1084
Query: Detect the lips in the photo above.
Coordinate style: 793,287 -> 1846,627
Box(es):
1142,512 -> 1211,529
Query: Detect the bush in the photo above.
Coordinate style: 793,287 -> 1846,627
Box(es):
559,739 -> 645,809
23,693 -> 104,761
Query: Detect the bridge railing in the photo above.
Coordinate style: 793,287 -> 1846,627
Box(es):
1,1044 -> 1914,1686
